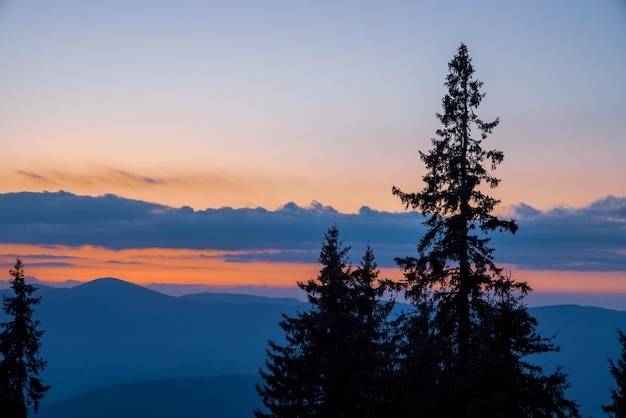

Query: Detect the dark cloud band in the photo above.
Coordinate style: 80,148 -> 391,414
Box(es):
0,191 -> 623,272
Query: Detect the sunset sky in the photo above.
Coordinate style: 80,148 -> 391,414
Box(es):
0,1 -> 624,303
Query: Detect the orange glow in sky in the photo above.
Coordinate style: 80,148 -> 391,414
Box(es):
0,162 -> 622,214
1,244 -> 319,287
2,244 -> 625,297
512,269 -> 626,294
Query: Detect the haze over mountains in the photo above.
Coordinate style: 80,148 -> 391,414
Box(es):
0,277 -> 622,416
10,279 -> 298,400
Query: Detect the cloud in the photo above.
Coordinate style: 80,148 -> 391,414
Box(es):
45,169 -> 170,189
0,253 -> 79,260
21,262 -> 76,268
105,260 -> 145,265
15,168 -> 238,191
0,191 -> 623,272
0,191 -> 420,267
0,191 -> 168,223
211,249 -> 320,264
494,196 -> 626,271
116,171 -> 166,186
17,170 -> 48,182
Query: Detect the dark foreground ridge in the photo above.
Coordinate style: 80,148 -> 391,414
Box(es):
36,375 -> 262,418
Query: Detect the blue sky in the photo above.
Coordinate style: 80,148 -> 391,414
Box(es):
0,0 -> 624,212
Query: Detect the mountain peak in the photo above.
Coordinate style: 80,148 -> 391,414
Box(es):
72,277 -> 166,299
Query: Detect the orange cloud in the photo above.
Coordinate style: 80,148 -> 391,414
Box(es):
13,167 -> 237,190
3,166 -> 289,211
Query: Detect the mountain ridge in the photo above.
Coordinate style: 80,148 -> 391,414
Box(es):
0,277 -> 622,416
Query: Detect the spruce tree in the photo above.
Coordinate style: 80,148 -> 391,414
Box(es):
348,243 -> 397,416
603,329 -> 626,417
0,258 -> 49,418
392,43 -> 578,417
255,226 -> 393,417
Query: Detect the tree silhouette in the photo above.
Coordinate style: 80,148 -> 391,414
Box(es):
346,242 -> 397,415
255,226 -> 394,417
392,43 -> 578,417
0,258 -> 49,418
603,329 -> 626,417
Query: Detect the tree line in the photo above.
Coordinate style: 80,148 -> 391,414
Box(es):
255,44 -> 626,418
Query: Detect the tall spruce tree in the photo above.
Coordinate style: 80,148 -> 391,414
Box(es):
392,43 -> 578,417
0,258 -> 49,418
255,226 -> 394,417
603,329 -> 626,417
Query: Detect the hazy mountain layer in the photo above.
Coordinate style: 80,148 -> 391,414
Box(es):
1,277 -> 624,416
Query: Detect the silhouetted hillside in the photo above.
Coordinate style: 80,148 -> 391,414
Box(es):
179,292 -> 303,306
1,278 -> 623,416
37,375 -> 262,418
533,305 -> 626,417
72,277 -> 170,302
1,278 -> 305,402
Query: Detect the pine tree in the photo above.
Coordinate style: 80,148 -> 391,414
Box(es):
392,43 -> 578,417
348,243 -> 397,416
255,226 -> 394,417
387,298 -> 440,418
603,329 -> 626,417
0,258 -> 49,418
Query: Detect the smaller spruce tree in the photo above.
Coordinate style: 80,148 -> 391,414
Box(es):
255,226 -> 394,417
347,243 -> 397,416
603,329 -> 626,417
0,258 -> 49,418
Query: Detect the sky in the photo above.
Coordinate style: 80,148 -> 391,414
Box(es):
0,1 -> 624,303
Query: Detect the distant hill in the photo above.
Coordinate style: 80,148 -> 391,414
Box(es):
178,291 -> 303,306
0,278 -> 305,402
532,304 -> 626,417
1,277 -> 624,416
37,375 -> 263,418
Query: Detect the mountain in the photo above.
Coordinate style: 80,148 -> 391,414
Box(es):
532,305 -> 626,417
1,278 -> 304,402
179,291 -> 303,306
37,375 -> 263,418
1,278 -> 624,416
